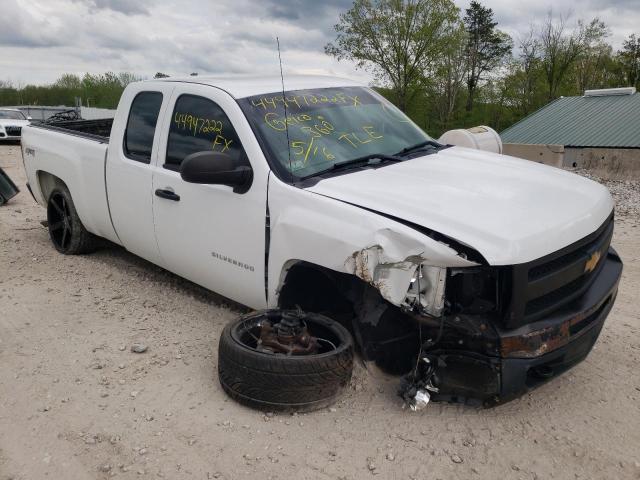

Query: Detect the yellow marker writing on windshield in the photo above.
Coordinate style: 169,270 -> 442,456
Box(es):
338,126 -> 384,148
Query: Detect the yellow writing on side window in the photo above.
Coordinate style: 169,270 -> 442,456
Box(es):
212,134 -> 233,153
173,112 -> 223,136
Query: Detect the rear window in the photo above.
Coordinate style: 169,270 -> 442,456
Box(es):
124,92 -> 163,163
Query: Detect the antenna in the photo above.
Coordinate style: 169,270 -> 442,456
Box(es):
276,37 -> 293,184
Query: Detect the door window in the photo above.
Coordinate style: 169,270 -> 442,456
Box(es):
165,94 -> 245,171
123,92 -> 163,163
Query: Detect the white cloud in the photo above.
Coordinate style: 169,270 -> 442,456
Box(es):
0,0 -> 637,86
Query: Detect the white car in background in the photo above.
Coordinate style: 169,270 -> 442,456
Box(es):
0,108 -> 31,142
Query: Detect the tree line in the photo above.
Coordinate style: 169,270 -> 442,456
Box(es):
0,72 -> 142,110
326,0 -> 640,135
1,0 -> 638,136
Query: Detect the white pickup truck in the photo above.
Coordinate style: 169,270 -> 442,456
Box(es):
21,75 -> 622,405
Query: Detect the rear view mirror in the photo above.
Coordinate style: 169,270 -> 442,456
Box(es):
180,151 -> 253,194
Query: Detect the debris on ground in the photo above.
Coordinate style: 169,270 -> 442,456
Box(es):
131,343 -> 148,353
0,166 -> 19,205
398,355 -> 439,412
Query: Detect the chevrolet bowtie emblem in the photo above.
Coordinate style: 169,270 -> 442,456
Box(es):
584,250 -> 602,273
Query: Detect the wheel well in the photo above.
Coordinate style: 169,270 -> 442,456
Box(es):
278,262 -> 357,323
278,262 -> 421,374
37,171 -> 66,202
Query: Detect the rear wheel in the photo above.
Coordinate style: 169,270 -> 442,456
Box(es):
47,187 -> 98,254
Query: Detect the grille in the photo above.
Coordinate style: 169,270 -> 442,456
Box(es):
504,214 -> 614,328
524,273 -> 591,316
5,126 -> 22,136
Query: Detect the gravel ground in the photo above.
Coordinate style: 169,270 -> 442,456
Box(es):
1,144 -> 639,480
572,168 -> 640,222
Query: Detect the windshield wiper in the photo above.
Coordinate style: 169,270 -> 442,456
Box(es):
331,153 -> 403,171
298,153 -> 403,181
395,139 -> 445,157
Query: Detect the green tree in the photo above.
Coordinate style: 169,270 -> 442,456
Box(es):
54,73 -> 82,89
325,0 -> 460,112
573,19 -> 611,91
429,22 -> 468,128
118,72 -> 143,85
463,0 -> 512,111
515,28 -> 545,114
617,34 -> 640,88
538,12 -> 586,100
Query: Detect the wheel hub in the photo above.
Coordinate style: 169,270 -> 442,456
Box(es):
257,312 -> 320,355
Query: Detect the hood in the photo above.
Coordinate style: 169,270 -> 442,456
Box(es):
0,119 -> 29,128
305,146 -> 614,265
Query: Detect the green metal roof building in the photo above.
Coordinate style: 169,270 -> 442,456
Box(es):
500,88 -> 640,177
501,87 -> 640,148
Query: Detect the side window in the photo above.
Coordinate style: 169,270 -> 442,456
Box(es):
124,92 -> 163,163
165,94 -> 245,171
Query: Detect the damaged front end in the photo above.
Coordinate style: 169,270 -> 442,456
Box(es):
345,245 -> 448,318
345,217 -> 623,407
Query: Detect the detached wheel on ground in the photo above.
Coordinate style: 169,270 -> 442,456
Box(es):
47,186 -> 98,254
218,310 -> 354,412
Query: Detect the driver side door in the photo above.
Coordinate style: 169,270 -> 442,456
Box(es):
151,83 -> 268,309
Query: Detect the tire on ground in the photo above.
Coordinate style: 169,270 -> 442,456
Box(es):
218,310 -> 354,412
46,185 -> 98,255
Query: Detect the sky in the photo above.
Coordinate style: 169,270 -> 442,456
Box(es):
0,0 -> 638,86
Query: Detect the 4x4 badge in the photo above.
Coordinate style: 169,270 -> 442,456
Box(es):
584,250 -> 601,273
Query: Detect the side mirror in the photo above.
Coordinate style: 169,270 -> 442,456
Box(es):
180,151 -> 253,194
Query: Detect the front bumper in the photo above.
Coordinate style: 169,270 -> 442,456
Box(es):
430,247 -> 622,406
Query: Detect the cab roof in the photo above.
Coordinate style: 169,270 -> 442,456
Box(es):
147,74 -> 363,99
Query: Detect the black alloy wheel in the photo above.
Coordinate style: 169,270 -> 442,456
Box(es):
47,191 -> 73,252
46,186 -> 98,255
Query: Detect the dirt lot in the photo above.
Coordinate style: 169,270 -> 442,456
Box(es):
1,143 -> 639,480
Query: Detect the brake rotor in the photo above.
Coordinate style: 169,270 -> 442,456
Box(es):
257,311 -> 320,355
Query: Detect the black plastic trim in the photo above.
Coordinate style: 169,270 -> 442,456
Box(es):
29,122 -> 110,143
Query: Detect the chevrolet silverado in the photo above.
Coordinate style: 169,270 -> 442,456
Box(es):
20,75 -> 623,405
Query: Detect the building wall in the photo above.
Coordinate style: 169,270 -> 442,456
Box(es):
503,143 -> 565,168
503,142 -> 640,179
564,148 -> 640,179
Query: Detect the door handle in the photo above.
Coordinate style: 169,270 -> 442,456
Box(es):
155,189 -> 180,201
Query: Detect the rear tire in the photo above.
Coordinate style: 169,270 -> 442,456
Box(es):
47,186 -> 98,254
218,310 -> 354,412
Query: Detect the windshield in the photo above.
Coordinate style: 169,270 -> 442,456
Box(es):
238,86 -> 432,179
0,110 -> 26,120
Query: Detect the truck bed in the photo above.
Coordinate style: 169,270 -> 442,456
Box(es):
36,118 -> 114,142
21,121 -> 120,245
